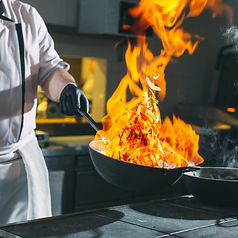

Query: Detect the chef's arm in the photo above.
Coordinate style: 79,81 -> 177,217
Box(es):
42,68 -> 89,115
42,68 -> 75,103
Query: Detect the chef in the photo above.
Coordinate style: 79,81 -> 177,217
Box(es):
0,0 -> 89,225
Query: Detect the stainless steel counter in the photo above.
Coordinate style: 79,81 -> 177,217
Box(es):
1,195 -> 238,238
41,143 -> 91,215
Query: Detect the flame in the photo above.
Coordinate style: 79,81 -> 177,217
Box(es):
95,0 -> 233,168
206,0 -> 233,24
160,116 -> 203,167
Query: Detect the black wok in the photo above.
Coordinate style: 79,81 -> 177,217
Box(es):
89,140 -> 199,191
75,109 -> 199,192
183,167 -> 238,207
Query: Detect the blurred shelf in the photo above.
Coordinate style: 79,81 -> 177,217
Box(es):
49,135 -> 95,148
36,118 -> 77,124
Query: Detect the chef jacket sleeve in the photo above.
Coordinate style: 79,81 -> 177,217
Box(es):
32,8 -> 69,87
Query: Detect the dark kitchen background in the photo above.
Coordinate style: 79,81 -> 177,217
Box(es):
21,0 -> 238,217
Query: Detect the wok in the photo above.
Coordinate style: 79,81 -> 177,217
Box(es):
89,140 -> 199,191
183,167 -> 238,207
75,108 -> 199,191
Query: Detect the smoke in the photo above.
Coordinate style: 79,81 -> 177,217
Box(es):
198,127 -> 238,168
223,25 -> 238,52
210,26 -> 238,167
220,141 -> 238,168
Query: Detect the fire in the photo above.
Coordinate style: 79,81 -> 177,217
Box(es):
103,92 -> 164,167
160,116 -> 203,167
95,0 -> 233,168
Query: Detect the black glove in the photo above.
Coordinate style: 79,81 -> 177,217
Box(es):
59,84 -> 89,115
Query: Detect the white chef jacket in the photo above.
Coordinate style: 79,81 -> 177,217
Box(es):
0,0 -> 68,149
0,0 -> 68,224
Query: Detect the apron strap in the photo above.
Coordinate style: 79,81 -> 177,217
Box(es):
0,0 -> 13,22
0,4 -> 26,142
0,13 -> 26,141
0,14 -> 13,22
15,23 -> 25,142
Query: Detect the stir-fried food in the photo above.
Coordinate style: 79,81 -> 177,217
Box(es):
102,92 -> 164,167
117,92 -> 163,167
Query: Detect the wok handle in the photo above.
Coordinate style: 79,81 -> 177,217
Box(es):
179,166 -> 201,173
75,109 -> 100,132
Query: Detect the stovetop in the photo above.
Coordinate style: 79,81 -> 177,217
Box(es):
1,195 -> 238,237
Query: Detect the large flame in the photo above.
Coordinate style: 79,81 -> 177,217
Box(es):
95,0 -> 233,168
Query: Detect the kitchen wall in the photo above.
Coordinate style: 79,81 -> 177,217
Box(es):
24,0 -> 238,120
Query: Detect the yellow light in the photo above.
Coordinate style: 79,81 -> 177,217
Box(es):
227,108 -> 236,113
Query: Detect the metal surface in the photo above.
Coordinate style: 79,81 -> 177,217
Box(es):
42,147 -> 79,215
2,196 -> 238,238
35,130 -> 49,143
89,140 -> 199,191
183,167 -> 238,207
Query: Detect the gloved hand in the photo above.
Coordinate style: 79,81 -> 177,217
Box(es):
59,84 -> 89,115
